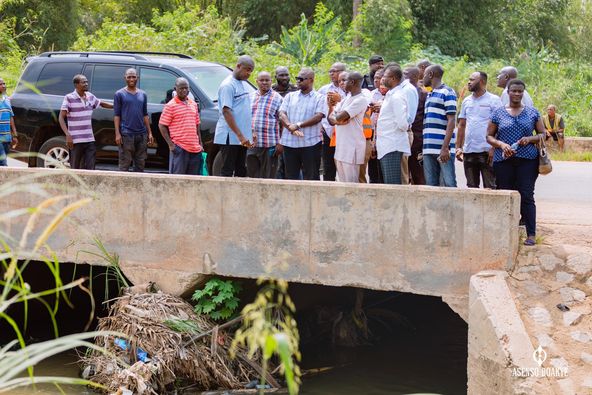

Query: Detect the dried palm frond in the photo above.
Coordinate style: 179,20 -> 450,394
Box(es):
81,292 -> 271,394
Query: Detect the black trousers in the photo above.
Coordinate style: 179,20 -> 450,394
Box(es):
409,130 -> 425,185
494,157 -> 538,237
283,142 -> 322,180
464,152 -> 496,188
70,142 -> 96,170
321,132 -> 336,181
219,143 -> 247,177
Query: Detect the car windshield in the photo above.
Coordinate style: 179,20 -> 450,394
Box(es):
181,65 -> 254,102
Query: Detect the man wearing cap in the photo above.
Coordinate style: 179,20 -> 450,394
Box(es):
362,55 -> 384,90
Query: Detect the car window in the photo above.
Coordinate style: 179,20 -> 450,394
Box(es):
181,65 -> 250,102
91,65 -> 131,100
139,68 -> 179,104
37,63 -> 84,95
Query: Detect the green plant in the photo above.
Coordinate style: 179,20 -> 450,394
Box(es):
0,170 -> 118,392
164,319 -> 200,334
79,237 -> 130,304
0,331 -> 121,393
269,3 -> 343,66
350,0 -> 413,60
231,278 -> 301,395
191,278 -> 242,321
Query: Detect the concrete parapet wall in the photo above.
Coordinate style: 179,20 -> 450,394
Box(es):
0,168 -> 520,311
564,137 -> 592,153
468,271 -> 557,394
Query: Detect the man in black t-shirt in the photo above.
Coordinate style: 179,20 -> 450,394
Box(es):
362,55 -> 384,90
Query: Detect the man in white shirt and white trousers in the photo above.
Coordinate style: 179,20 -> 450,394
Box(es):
328,72 -> 369,183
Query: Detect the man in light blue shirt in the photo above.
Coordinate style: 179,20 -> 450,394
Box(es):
214,55 -> 255,177
456,71 -> 501,188
278,68 -> 325,180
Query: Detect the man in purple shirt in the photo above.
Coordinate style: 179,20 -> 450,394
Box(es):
59,74 -> 113,170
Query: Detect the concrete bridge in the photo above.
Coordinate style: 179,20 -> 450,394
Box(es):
0,168 -> 520,320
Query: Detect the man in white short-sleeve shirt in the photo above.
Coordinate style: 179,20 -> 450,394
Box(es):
328,72 -> 369,183
457,71 -> 501,188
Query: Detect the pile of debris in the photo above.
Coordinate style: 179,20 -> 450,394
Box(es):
81,291 -> 273,394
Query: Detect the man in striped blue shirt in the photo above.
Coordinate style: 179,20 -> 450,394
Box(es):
422,65 -> 457,187
0,77 -> 18,166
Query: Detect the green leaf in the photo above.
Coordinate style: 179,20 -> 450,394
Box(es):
201,300 -> 216,314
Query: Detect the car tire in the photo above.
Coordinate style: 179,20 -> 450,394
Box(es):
37,136 -> 70,168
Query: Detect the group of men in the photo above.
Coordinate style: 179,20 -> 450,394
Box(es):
214,56 -> 566,189
1,55 -> 565,182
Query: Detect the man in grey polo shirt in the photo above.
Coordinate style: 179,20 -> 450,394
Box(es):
278,68 -> 325,180
456,71 -> 501,188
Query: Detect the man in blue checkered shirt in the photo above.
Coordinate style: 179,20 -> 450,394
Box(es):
278,68 -> 326,180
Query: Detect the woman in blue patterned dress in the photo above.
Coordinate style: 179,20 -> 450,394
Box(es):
486,79 -> 546,246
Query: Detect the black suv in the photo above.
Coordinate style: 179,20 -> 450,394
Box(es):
10,51 -> 253,171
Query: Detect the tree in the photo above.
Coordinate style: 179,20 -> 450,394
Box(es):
0,0 -> 79,51
352,0 -> 413,60
408,0 -> 571,59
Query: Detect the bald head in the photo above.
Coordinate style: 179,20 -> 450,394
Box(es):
275,66 -> 289,75
329,62 -> 347,84
234,55 -> 255,81
345,71 -> 363,94
175,77 -> 190,100
496,66 -> 519,88
238,55 -> 255,68
256,71 -> 272,93
404,66 -> 420,86
501,66 -> 518,79
300,67 -> 315,79
0,78 -> 6,94
297,67 -> 315,93
349,71 -> 363,82
422,64 -> 444,88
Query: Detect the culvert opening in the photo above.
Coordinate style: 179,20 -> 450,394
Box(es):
1,266 -> 467,395
288,283 -> 468,395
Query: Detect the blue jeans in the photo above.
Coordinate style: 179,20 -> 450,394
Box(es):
169,145 -> 203,175
423,153 -> 457,187
0,142 -> 10,166
494,157 -> 539,237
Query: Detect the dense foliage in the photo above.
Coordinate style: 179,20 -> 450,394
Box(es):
1,0 -> 592,136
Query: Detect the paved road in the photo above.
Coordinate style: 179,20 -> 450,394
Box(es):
454,160 -> 592,232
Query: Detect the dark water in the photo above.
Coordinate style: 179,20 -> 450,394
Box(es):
299,292 -> 467,395
5,267 -> 467,395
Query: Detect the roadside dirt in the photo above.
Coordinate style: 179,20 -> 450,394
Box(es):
505,203 -> 592,394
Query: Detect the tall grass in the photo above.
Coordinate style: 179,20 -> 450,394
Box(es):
0,168 -> 119,392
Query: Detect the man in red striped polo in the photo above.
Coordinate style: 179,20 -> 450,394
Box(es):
158,78 -> 204,175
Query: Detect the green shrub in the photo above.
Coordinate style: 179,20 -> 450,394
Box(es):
191,278 -> 242,321
351,0 -> 413,61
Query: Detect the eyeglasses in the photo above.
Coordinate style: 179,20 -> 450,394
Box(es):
296,77 -> 310,82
